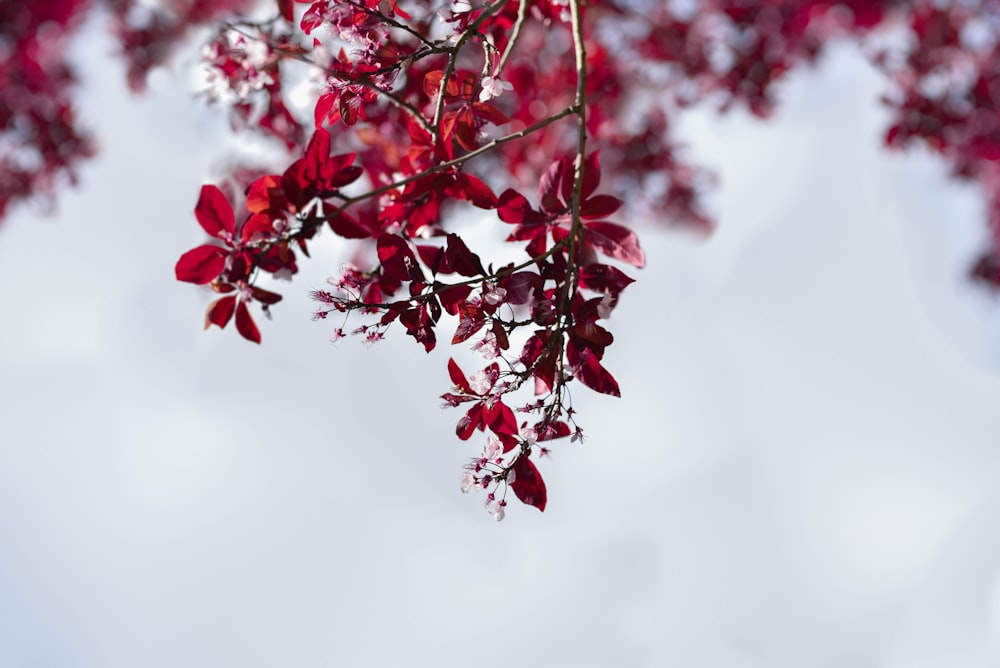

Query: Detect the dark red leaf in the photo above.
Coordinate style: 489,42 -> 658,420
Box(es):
377,234 -> 420,282
328,211 -> 370,239
578,263 -> 635,295
470,101 -> 509,125
457,402 -> 484,440
511,455 -> 547,511
417,245 -> 452,274
235,301 -> 261,344
583,222 -> 645,268
451,301 -> 486,344
535,421 -> 572,441
175,245 -> 227,284
205,295 -> 236,330
537,159 -> 565,213
497,188 -> 543,224
580,194 -> 622,219
447,173 -> 496,209
251,287 -> 283,305
448,358 -> 473,394
498,271 -> 540,305
567,342 -> 620,397
486,401 -> 518,436
437,283 -> 473,314
445,233 -> 485,277
195,185 -> 235,239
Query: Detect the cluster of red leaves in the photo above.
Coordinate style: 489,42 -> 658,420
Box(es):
0,0 -> 95,218
0,0 -> 250,218
871,1 -> 1000,288
169,0 -> 1000,518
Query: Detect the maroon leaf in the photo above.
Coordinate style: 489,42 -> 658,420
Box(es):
235,301 -> 261,344
498,271 -> 540,305
377,234 -> 420,282
175,245 -> 226,284
446,173 -> 497,209
445,233 -> 485,277
451,301 -> 486,344
418,245 -> 452,275
486,401 -> 518,436
580,194 -> 623,219
511,455 -> 547,511
328,211 -> 371,239
437,283 -> 473,315
578,263 -> 635,295
251,287 -> 283,305
195,185 -> 235,239
457,402 -> 484,440
204,295 -> 236,330
497,188 -> 543,224
470,102 -> 509,125
447,358 -> 473,393
567,341 -> 620,397
537,159 -> 565,213
584,222 -> 646,267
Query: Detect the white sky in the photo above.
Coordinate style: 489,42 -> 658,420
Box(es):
3,13 -> 1000,668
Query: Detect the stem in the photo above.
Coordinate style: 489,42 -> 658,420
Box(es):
431,0 -> 510,139
497,0 -> 528,75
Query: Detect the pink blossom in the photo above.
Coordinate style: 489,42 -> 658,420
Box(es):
479,76 -> 513,102
460,472 -> 476,493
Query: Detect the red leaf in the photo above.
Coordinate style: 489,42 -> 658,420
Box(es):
535,421 -> 571,441
437,284 -> 472,314
511,456 -> 547,511
205,295 -> 236,330
457,402 -> 483,440
235,301 -> 261,344
578,263 -> 635,295
581,151 -> 602,201
304,128 -> 331,178
195,185 -> 235,239
451,301 -> 486,344
175,245 -> 226,284
470,102 -> 509,126
498,271 -> 540,305
497,188 -> 543,224
537,159 -> 565,213
328,212 -> 370,239
447,173 -> 496,209
277,0 -> 294,21
445,233 -> 485,277
246,174 -> 282,213
584,222 -> 645,268
314,92 -> 337,128
251,287 -> 283,305
567,342 -> 620,397
580,194 -> 622,219
448,358 -> 473,394
377,234 -> 420,282
486,401 -> 518,436
417,245 -> 452,274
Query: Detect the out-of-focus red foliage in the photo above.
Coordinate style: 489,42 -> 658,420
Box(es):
0,0 -> 251,217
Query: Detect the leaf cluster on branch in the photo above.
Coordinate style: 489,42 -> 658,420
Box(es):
5,0 -> 1000,518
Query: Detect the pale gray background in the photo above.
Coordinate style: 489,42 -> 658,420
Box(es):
3,12 -> 1000,668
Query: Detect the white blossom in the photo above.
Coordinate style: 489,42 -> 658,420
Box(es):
479,76 -> 513,102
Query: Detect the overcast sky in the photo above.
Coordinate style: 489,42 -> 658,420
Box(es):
3,12 -> 1000,668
